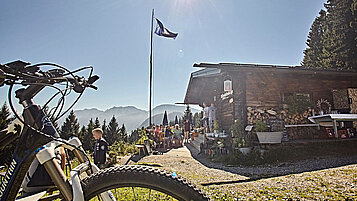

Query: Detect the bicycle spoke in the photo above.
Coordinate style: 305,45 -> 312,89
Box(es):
132,187 -> 137,200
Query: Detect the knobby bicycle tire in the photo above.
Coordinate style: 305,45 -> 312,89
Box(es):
81,165 -> 209,201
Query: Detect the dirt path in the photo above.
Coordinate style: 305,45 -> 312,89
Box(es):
121,145 -> 357,200
133,146 -> 249,185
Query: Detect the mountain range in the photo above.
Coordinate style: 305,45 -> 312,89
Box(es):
60,104 -> 199,132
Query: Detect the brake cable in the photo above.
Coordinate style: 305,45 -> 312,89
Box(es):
6,74 -> 94,173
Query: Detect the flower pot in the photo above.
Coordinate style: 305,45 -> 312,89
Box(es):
238,147 -> 253,155
256,132 -> 283,144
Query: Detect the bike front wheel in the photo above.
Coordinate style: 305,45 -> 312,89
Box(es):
81,165 -> 209,201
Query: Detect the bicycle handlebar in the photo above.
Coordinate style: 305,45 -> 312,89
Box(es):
0,60 -> 99,102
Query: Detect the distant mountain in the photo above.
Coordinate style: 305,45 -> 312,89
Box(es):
139,112 -> 183,128
59,104 -> 199,132
140,105 -> 199,128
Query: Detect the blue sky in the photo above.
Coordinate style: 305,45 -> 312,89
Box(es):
0,0 -> 326,112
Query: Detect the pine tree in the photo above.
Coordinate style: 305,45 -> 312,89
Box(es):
60,110 -> 80,140
78,125 -> 86,143
101,119 -> 107,139
302,9 -> 327,68
82,118 -> 95,152
322,0 -> 357,70
350,0 -> 357,68
119,123 -> 128,142
129,129 -> 139,144
0,102 -> 14,130
94,117 -> 101,129
107,116 -> 119,145
0,102 -> 17,165
302,0 -> 357,71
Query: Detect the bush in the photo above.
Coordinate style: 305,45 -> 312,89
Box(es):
254,121 -> 268,132
285,94 -> 312,115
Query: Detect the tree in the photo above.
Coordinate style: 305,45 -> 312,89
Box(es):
0,102 -> 14,131
94,117 -> 101,129
78,125 -> 86,143
0,102 -> 17,165
302,0 -> 357,71
129,129 -> 140,144
60,110 -> 80,140
119,123 -> 128,142
107,116 -> 120,145
193,112 -> 203,128
82,118 -> 95,152
101,119 -> 107,139
322,0 -> 357,71
302,9 -> 327,68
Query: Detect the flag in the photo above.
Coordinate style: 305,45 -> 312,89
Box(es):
154,18 -> 178,39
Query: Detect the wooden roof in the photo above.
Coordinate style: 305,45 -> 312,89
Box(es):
184,63 -> 357,105
193,63 -> 357,77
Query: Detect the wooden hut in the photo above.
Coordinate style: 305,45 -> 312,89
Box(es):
184,63 -> 357,139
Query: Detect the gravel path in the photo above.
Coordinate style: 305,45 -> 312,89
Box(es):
122,145 -> 357,200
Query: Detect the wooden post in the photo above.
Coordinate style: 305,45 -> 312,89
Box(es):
333,119 -> 338,138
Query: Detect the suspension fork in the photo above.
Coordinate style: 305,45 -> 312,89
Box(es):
36,137 -> 100,201
36,143 -> 73,201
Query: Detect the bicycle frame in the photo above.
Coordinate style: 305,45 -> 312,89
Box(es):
0,62 -> 113,201
0,101 -> 59,201
0,94 -> 113,201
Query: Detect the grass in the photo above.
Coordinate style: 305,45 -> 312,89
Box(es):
193,140 -> 357,200
202,164 -> 357,200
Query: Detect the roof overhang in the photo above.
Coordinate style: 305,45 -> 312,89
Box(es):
184,68 -> 221,105
193,63 -> 357,77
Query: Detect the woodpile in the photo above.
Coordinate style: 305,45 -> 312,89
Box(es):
247,107 -> 317,140
247,107 -> 314,125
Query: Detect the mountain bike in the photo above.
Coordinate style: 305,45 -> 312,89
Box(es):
0,60 -> 208,201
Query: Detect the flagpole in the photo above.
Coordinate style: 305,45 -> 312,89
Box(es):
149,9 -> 154,127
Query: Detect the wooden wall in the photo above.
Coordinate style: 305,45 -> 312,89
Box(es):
245,70 -> 357,110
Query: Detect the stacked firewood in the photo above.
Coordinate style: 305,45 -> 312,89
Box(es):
247,107 -> 314,125
247,107 -> 317,139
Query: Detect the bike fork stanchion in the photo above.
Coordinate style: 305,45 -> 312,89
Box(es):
36,145 -> 73,201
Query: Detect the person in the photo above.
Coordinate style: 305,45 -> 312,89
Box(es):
164,125 -> 173,148
172,124 -> 182,147
154,125 -> 161,144
183,120 -> 190,144
92,128 -> 108,169
202,102 -> 209,133
208,102 -> 216,131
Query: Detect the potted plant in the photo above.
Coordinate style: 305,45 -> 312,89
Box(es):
233,137 -> 253,155
231,120 -> 253,154
255,120 -> 283,144
213,119 -> 221,134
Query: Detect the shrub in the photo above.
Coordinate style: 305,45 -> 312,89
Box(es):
254,121 -> 268,132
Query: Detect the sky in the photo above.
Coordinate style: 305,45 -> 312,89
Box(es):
0,0 -> 326,112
